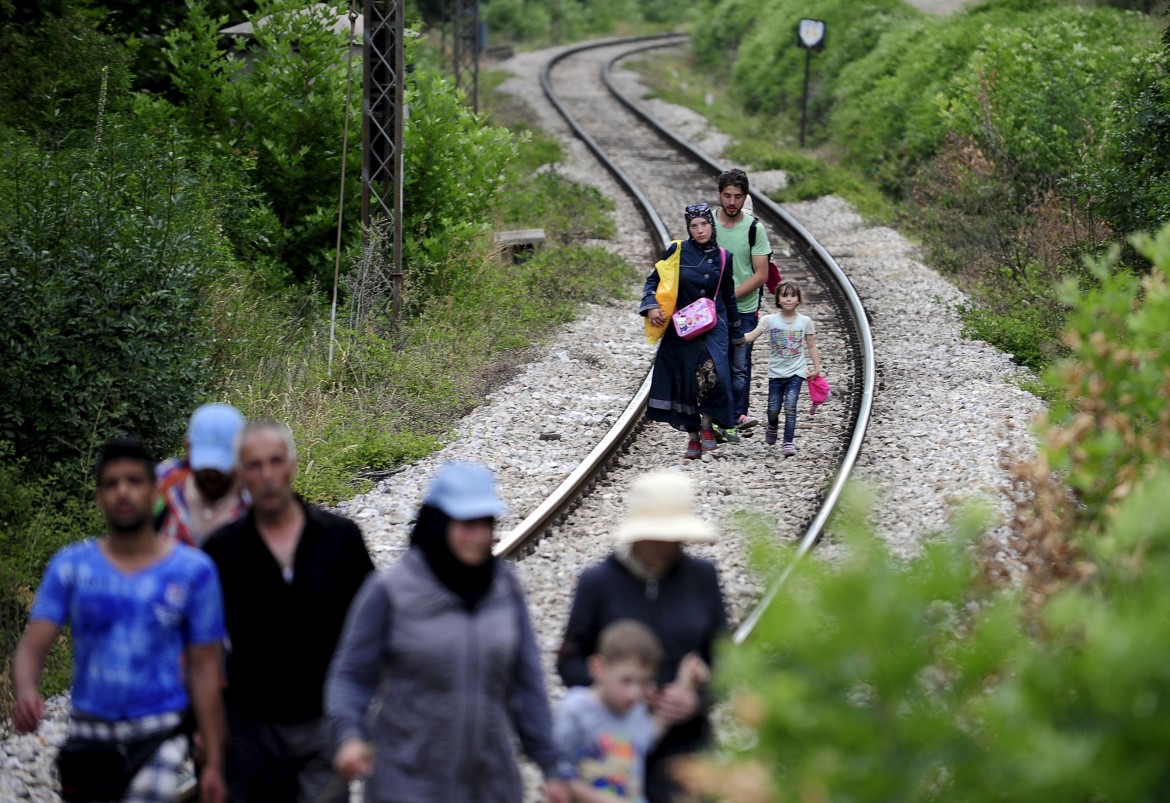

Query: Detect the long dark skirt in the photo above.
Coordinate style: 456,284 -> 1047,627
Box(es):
646,319 -> 735,432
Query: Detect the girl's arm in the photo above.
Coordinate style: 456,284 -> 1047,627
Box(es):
806,333 -> 821,378
744,318 -> 767,344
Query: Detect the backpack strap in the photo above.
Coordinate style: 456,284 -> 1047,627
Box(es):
749,216 -> 758,249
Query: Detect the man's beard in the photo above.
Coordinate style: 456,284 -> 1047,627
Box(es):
107,511 -> 151,534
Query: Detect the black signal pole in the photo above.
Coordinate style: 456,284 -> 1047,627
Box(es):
796,18 -> 826,148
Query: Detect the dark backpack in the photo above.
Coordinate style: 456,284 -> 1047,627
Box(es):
749,216 -> 782,295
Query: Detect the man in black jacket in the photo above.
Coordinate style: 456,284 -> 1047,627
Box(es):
204,420 -> 374,803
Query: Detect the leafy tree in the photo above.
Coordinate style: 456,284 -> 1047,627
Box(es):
1087,43 -> 1170,240
165,0 -> 517,303
0,123 -> 233,479
0,0 -> 133,143
95,0 -> 255,92
166,0 -> 363,283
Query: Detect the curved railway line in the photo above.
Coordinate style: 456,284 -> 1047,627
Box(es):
178,33 -> 874,803
497,34 -> 875,643
7,34 -> 880,803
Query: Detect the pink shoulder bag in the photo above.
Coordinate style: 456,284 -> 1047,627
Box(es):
672,249 -> 727,340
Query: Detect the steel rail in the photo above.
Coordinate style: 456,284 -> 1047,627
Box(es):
604,41 -> 875,641
179,34 -> 875,800
492,33 -> 684,558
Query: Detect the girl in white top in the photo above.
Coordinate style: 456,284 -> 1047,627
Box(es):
744,281 -> 822,455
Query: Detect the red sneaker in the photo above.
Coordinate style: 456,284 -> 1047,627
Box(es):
699,429 -> 718,451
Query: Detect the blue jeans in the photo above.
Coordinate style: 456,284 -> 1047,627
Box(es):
732,310 -> 758,418
767,375 -> 804,444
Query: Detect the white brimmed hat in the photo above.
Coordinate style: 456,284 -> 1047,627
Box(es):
616,471 -> 717,544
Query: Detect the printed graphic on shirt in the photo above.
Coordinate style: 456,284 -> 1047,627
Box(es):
768,324 -> 806,357
577,731 -> 640,799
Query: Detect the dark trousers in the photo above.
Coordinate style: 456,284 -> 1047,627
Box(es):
224,708 -> 347,803
732,310 -> 759,417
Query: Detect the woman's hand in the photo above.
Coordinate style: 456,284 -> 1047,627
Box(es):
651,682 -> 701,727
334,737 -> 374,780
647,308 -> 666,328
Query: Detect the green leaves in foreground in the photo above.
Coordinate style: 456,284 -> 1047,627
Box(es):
687,222 -> 1170,802
692,480 -> 1170,802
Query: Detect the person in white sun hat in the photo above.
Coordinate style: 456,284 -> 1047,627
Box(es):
556,470 -> 728,803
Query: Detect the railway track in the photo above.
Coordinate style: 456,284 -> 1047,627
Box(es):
496,33 -> 875,644
184,33 -> 877,803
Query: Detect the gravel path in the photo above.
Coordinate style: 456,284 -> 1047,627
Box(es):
0,38 -> 1041,801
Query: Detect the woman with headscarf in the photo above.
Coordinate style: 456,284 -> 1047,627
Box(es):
641,202 -> 744,459
325,462 -> 572,803
556,470 -> 728,803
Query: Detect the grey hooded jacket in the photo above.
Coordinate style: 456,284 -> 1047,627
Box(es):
325,548 -> 566,802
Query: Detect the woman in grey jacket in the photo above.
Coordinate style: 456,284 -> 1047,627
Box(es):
325,462 -> 571,803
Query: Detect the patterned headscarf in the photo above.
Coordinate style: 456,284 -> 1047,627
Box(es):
684,202 -> 718,251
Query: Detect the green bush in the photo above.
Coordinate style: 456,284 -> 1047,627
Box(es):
1042,225 -> 1170,521
481,0 -> 668,44
696,0 -> 915,125
0,123 -> 234,480
402,63 -> 518,305
957,298 -> 1063,372
0,3 -> 133,144
934,6 -> 1153,191
1087,45 -> 1170,239
0,445 -> 98,718
830,15 -> 981,194
690,224 -> 1170,803
166,0 -> 363,284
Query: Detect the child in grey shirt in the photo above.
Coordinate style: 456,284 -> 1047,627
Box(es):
553,620 -> 708,802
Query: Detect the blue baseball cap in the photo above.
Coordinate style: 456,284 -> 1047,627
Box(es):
424,462 -> 507,520
187,403 -> 246,474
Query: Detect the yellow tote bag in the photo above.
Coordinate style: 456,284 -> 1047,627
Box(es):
645,241 -> 682,344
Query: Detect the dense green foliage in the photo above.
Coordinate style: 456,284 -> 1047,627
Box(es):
0,0 -> 636,714
690,224 -> 1170,802
401,65 -> 518,303
481,0 -> 678,44
0,3 -> 134,142
1088,44 -> 1170,241
164,0 -> 363,283
0,125 -> 231,479
684,0 -> 1162,368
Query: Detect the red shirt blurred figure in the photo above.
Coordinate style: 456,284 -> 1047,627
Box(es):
156,403 -> 249,546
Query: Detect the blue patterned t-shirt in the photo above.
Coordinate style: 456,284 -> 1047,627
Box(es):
30,539 -> 225,721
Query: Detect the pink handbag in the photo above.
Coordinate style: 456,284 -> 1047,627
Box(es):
672,250 -> 726,340
808,374 -> 831,415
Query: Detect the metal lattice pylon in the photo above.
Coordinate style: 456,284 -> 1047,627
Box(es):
362,0 -> 405,321
453,0 -> 479,111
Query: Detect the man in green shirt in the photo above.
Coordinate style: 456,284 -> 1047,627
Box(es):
714,168 -> 772,429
